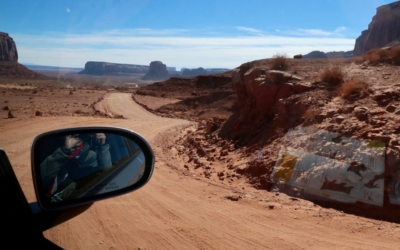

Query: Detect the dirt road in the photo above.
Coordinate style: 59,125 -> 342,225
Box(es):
1,93 -> 399,249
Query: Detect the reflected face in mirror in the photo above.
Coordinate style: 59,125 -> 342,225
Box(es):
39,132 -> 146,203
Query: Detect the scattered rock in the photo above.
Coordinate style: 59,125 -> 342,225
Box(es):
7,110 -> 14,118
386,105 -> 396,113
226,195 -> 241,201
354,107 -> 369,121
335,115 -> 345,123
2,105 -> 9,110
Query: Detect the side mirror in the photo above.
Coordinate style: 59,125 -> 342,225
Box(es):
31,126 -> 155,211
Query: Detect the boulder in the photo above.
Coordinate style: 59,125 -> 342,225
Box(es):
142,61 -> 169,80
0,32 -> 18,62
354,107 -> 369,121
354,2 -> 400,56
293,54 -> 302,59
7,110 -> 14,118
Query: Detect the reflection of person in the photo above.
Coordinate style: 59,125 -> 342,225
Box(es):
40,133 -> 112,202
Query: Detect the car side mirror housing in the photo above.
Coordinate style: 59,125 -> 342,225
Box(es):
31,126 -> 155,211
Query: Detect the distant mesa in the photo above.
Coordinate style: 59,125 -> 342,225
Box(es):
0,32 -> 18,62
303,51 -> 327,59
182,67 -> 206,77
79,61 -> 149,75
181,67 -> 230,77
0,31 -> 46,78
354,1 -> 400,56
142,61 -> 169,80
303,50 -> 353,59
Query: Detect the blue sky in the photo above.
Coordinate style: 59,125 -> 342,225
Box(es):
0,0 -> 396,69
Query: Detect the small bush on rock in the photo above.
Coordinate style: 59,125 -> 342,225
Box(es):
320,67 -> 344,85
270,53 -> 289,71
338,79 -> 370,100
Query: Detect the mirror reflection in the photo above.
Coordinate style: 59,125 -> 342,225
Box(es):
39,132 -> 145,203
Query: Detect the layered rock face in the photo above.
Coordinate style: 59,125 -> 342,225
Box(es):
142,61 -> 169,80
354,1 -> 400,56
0,32 -> 18,62
219,63 -> 312,142
80,61 -> 149,75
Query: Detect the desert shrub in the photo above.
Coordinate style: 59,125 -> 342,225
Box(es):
74,109 -> 83,114
270,53 -> 289,71
338,79 -> 370,100
320,67 -> 344,85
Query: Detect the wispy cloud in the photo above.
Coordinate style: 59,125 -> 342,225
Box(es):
14,27 -> 355,68
278,27 -> 347,37
235,26 -> 263,35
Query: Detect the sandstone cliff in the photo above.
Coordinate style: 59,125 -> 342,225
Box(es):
79,61 -> 149,75
142,61 -> 169,80
354,1 -> 400,56
0,32 -> 18,62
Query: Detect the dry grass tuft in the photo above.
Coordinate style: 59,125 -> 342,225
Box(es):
320,67 -> 344,85
270,53 -> 289,71
338,79 -> 370,100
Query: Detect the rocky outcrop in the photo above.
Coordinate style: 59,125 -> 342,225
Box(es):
79,61 -> 149,75
142,61 -> 169,80
0,32 -> 18,62
354,2 -> 400,56
219,63 -> 313,143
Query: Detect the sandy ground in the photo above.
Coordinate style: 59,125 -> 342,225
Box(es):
1,92 -> 400,249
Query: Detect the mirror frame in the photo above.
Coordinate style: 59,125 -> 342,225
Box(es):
31,126 -> 155,211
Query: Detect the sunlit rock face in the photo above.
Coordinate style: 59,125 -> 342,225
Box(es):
354,1 -> 400,56
0,32 -> 18,62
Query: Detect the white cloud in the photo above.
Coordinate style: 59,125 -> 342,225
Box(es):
14,28 -> 355,68
66,8 -> 70,13
278,27 -> 347,37
235,26 -> 263,34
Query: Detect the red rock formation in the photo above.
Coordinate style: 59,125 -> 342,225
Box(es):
219,63 -> 312,143
0,32 -> 18,62
354,2 -> 400,56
